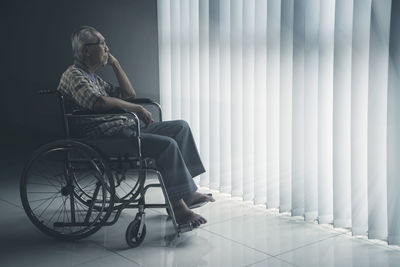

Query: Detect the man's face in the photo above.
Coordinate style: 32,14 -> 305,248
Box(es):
85,31 -> 109,66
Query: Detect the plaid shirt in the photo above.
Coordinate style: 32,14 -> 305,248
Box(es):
57,63 -> 136,138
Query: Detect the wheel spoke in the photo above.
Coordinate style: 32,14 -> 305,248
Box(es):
31,171 -> 63,190
31,194 -> 62,213
82,180 -> 98,190
75,171 -> 93,181
38,192 -> 61,219
119,184 -> 129,195
22,142 -> 114,239
48,200 -> 65,226
30,192 -> 60,205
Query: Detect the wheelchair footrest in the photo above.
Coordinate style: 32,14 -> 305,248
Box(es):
177,223 -> 195,233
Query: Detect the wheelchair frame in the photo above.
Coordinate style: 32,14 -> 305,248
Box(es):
20,90 -> 194,248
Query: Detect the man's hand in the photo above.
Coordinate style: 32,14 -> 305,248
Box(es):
107,52 -> 136,99
107,52 -> 118,66
137,106 -> 154,128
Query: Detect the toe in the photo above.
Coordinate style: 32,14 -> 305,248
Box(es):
205,194 -> 215,202
192,220 -> 200,227
199,216 -> 207,224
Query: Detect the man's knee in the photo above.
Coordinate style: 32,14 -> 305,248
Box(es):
141,134 -> 178,157
176,120 -> 189,130
165,136 -> 179,149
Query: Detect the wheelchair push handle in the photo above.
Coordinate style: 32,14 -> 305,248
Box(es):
126,97 -> 163,122
126,98 -> 153,104
71,107 -> 128,115
37,90 -> 59,95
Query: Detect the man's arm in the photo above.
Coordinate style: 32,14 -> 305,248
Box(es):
94,95 -> 153,127
108,53 -> 136,99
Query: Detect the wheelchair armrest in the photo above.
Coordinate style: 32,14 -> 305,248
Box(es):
125,97 -> 163,122
66,109 -> 141,135
67,109 -> 139,122
72,107 -> 128,115
126,97 -> 154,104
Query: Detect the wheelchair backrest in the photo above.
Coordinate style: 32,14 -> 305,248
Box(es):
38,90 -> 73,138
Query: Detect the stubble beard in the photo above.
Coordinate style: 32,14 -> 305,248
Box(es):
102,53 -> 109,66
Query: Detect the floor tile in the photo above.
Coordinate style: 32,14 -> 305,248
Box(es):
247,257 -> 296,267
3,159 -> 400,267
88,206 -> 268,266
87,208 -> 168,250
87,201 -> 266,266
190,193 -> 266,226
116,227 -> 269,267
75,253 -> 140,267
203,211 -> 341,256
0,201 -> 114,267
277,234 -> 400,267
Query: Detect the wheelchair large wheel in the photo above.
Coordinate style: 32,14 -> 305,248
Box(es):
20,140 -> 115,240
112,168 -> 144,202
74,160 -> 145,206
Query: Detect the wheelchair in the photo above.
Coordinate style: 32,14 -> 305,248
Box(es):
20,90 -> 195,247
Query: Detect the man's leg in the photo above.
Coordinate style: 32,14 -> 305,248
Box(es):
141,120 -> 205,178
140,133 -> 197,200
141,120 -> 214,207
106,124 -> 210,226
140,133 -> 207,226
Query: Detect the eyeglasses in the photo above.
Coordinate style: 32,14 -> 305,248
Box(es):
85,40 -> 108,49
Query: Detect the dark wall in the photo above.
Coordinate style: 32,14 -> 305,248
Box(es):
1,0 -> 159,151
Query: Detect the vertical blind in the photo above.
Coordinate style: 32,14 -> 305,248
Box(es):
157,0 -> 400,245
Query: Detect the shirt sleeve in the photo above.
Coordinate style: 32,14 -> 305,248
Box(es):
66,69 -> 103,111
96,76 -> 122,98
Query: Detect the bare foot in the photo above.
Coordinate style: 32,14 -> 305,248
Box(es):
171,199 -> 207,226
183,192 -> 215,207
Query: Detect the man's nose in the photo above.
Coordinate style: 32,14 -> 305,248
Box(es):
105,45 -> 109,52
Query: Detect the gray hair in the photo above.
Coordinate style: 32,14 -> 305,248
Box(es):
71,26 -> 99,61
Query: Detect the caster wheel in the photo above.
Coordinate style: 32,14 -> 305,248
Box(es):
126,219 -> 146,247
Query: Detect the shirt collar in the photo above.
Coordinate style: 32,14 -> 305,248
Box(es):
74,60 -> 97,82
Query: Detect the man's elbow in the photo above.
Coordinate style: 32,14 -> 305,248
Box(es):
93,96 -> 107,112
124,91 -> 136,99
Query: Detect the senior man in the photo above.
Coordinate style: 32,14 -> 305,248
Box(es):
57,26 -> 214,227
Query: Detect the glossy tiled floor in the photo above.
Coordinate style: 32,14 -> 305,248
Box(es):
1,154 -> 400,267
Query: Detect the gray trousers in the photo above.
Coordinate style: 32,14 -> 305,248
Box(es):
116,120 -> 205,200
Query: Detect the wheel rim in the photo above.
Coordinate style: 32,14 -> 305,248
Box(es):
112,168 -> 141,200
20,141 -> 115,239
74,161 -> 142,205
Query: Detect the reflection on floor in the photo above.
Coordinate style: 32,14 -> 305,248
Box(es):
1,154 -> 400,267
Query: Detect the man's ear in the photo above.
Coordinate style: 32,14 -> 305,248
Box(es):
83,47 -> 90,57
